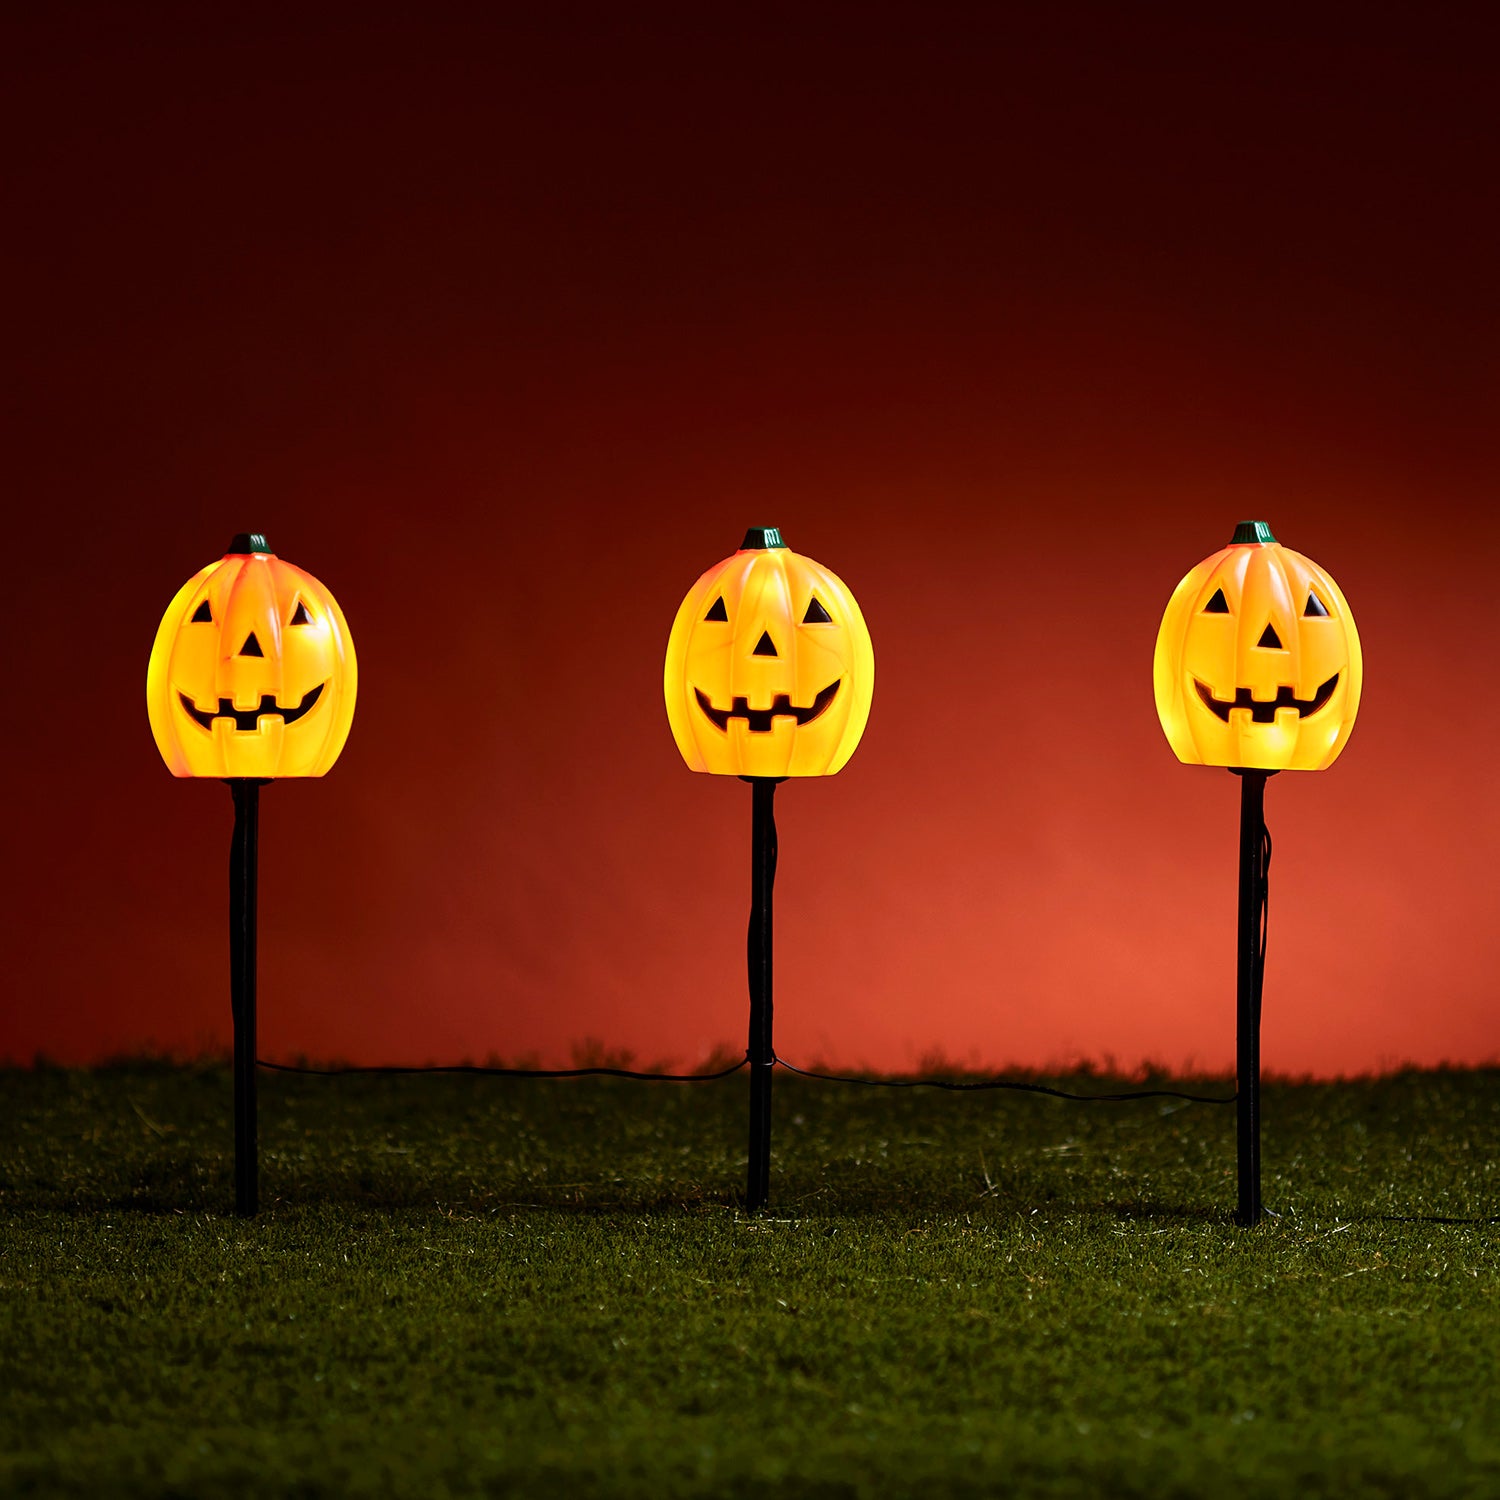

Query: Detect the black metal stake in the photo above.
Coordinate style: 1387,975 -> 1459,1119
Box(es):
228,778 -> 265,1216
1233,768 -> 1271,1227
745,777 -> 780,1211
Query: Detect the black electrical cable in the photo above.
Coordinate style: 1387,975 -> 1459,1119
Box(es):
258,1052 -> 1234,1103
773,1055 -> 1235,1104
1373,1214 -> 1500,1226
1257,822 -> 1271,1025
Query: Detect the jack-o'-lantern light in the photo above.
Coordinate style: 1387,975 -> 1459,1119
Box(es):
148,534 -> 357,778
148,534 -> 357,1216
1154,519 -> 1361,771
665,527 -> 874,779
1153,521 -> 1361,1227
665,528 -> 875,1209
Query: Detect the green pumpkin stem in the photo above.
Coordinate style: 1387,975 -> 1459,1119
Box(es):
740,527 -> 788,550
1231,520 -> 1277,546
227,533 -> 274,555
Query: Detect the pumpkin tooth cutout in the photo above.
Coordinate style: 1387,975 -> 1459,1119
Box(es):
665,528 -> 874,777
1153,520 -> 1361,771
1193,673 -> 1339,724
693,680 -> 840,733
148,535 -> 356,778
178,682 -> 326,732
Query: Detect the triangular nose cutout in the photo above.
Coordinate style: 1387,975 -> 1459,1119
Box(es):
240,632 -> 265,658
752,630 -> 778,657
1256,623 -> 1283,649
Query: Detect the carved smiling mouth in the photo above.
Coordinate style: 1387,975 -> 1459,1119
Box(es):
694,680 -> 840,733
178,683 -> 325,732
1194,673 -> 1339,724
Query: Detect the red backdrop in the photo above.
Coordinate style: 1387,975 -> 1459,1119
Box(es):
5,11 -> 1497,1074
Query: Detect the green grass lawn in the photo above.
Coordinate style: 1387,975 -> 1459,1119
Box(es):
3,1062 -> 1498,1498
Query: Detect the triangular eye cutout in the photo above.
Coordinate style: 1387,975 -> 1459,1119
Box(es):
240,631 -> 265,658
1304,592 -> 1329,617
802,596 -> 833,624
289,600 -> 312,625
191,600 -> 213,623
703,596 -> 728,622
1202,588 -> 1230,614
1256,623 -> 1284,649
753,630 -> 778,657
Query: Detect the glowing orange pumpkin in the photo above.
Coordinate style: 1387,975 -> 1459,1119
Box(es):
1154,520 -> 1361,771
664,527 -> 875,777
147,534 -> 357,778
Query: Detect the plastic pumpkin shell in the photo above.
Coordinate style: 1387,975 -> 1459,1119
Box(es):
1153,520 -> 1361,771
147,535 -> 357,778
664,528 -> 874,777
